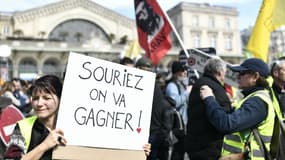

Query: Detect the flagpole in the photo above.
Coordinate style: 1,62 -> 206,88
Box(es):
159,7 -> 190,58
159,1 -> 215,59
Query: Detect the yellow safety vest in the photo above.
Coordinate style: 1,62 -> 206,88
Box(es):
266,76 -> 285,158
18,116 -> 38,153
221,90 -> 275,160
267,76 -> 285,121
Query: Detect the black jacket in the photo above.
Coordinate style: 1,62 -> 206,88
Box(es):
186,74 -> 232,149
149,82 -> 173,137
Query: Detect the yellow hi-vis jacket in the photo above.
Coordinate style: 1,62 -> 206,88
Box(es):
17,116 -> 38,153
267,76 -> 285,121
221,90 -> 275,160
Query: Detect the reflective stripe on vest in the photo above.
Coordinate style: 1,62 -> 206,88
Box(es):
221,90 -> 275,160
223,142 -> 243,153
271,89 -> 284,121
267,76 -> 284,121
253,149 -> 264,157
18,116 -> 37,153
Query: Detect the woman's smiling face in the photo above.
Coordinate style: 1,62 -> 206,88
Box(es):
31,90 -> 59,120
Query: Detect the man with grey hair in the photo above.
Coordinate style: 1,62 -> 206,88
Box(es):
185,58 -> 232,160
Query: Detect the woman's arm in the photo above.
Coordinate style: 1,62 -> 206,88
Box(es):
200,85 -> 267,133
21,128 -> 67,160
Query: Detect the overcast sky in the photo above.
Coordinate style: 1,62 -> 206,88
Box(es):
0,0 -> 262,30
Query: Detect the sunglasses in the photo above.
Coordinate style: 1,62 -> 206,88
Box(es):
239,70 -> 255,76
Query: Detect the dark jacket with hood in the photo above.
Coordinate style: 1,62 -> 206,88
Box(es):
149,82 -> 173,138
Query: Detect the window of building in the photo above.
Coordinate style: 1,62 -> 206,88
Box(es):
225,35 -> 233,50
209,16 -> 215,28
19,58 -> 37,74
43,58 -> 62,78
193,33 -> 201,48
210,34 -> 217,48
225,18 -> 231,29
2,24 -> 10,35
49,19 -> 109,44
192,15 -> 199,27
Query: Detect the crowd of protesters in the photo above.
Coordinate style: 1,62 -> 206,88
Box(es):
0,78 -> 33,116
116,56 -> 285,160
1,55 -> 285,160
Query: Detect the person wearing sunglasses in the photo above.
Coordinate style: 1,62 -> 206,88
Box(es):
270,57 -> 285,119
269,57 -> 285,159
200,58 -> 275,160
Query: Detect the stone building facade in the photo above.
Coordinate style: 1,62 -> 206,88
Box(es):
167,2 -> 242,60
0,0 -> 242,80
270,26 -> 285,61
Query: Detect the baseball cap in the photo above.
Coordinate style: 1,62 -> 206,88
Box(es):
229,58 -> 270,77
171,61 -> 187,74
135,57 -> 152,68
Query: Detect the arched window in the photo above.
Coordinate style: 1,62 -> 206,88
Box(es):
18,58 -> 37,79
42,58 -> 62,78
48,19 -> 109,44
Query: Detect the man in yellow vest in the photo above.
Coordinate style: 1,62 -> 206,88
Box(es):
269,57 -> 285,159
270,57 -> 285,119
200,58 -> 275,160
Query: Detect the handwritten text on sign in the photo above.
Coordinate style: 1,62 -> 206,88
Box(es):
57,52 -> 155,150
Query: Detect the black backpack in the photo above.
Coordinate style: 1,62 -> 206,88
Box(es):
165,96 -> 185,140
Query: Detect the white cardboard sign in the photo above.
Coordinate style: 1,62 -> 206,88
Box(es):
56,52 -> 155,150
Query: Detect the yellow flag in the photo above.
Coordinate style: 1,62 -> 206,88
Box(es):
246,0 -> 285,62
272,0 -> 285,27
122,40 -> 141,59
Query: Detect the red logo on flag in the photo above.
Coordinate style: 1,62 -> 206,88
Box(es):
135,0 -> 172,65
0,105 -> 24,146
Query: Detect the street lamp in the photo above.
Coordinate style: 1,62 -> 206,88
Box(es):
0,44 -> 12,82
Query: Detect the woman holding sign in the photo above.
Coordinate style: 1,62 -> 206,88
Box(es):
3,75 -> 151,160
4,75 -> 66,159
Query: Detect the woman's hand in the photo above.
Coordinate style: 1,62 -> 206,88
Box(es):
21,128 -> 67,160
200,85 -> 214,100
40,128 -> 67,151
143,143 -> 151,156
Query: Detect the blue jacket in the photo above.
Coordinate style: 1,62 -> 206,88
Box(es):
165,80 -> 189,125
203,86 -> 267,134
